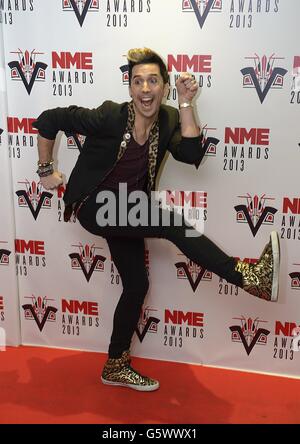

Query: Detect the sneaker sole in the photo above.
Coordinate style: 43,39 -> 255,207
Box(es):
270,231 -> 280,302
101,376 -> 159,392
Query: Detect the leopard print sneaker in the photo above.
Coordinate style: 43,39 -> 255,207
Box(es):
235,231 -> 280,301
101,351 -> 159,392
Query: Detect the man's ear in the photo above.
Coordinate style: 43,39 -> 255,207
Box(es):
163,83 -> 170,98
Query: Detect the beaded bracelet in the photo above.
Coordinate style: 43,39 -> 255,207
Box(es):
36,164 -> 54,177
37,159 -> 54,168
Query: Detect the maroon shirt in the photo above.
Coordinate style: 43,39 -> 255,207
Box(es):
99,137 -> 149,192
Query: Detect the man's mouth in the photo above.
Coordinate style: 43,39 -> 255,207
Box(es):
140,97 -> 154,108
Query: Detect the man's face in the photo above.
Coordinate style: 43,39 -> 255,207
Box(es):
129,63 -> 168,121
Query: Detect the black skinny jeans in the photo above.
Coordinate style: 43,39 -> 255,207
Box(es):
77,189 -> 243,358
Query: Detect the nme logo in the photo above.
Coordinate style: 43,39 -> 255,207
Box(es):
135,306 -> 160,343
69,243 -> 106,282
175,255 -> 212,292
234,193 -> 277,237
7,117 -> 37,134
15,239 -> 46,276
224,128 -> 270,145
62,299 -> 99,316
16,179 -> 53,220
230,316 -> 270,355
51,50 -> 94,96
241,54 -> 287,103
167,53 -> 212,98
7,117 -> 38,159
182,0 -> 222,29
22,295 -> 57,332
62,0 -> 99,27
168,54 -> 211,73
165,309 -> 204,326
15,239 -> 45,255
52,51 -> 93,69
165,190 -> 207,208
8,49 -> 47,95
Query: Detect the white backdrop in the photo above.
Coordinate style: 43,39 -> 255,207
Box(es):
0,16 -> 20,348
1,0 -> 300,377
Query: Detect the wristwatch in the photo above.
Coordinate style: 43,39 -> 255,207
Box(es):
179,102 -> 193,109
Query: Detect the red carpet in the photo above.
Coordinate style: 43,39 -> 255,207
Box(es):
0,345 -> 299,424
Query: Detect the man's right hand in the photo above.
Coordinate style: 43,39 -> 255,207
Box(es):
40,171 -> 64,190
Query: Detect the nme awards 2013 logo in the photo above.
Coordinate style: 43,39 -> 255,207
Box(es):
234,193 -> 277,237
22,295 -> 57,332
223,127 -> 270,173
8,49 -> 47,95
51,51 -> 94,97
241,54 -> 287,103
7,116 -> 38,159
16,179 -> 53,220
69,243 -> 106,282
0,241 -> 11,266
136,307 -> 204,348
167,53 -> 212,102
230,316 -> 270,355
15,239 -> 46,276
175,254 -> 212,292
62,298 -> 100,336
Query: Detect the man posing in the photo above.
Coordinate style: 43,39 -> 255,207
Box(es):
33,48 -> 280,392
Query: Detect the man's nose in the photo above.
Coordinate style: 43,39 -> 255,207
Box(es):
142,81 -> 150,92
